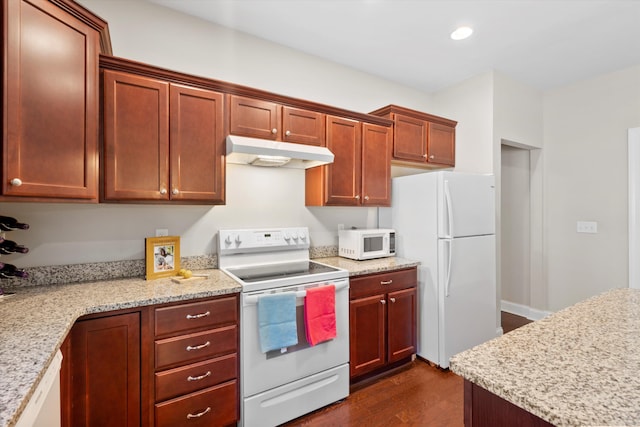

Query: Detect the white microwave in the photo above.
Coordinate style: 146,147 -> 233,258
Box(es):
338,228 -> 396,260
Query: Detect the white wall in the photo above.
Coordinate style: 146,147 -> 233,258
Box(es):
431,72 -> 494,174
543,64 -> 640,311
501,145 -> 531,306
5,0 -> 439,268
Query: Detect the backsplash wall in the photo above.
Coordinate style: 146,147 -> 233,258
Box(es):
0,165 -> 375,268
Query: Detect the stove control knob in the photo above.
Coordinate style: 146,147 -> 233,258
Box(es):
292,233 -> 299,241
234,235 -> 242,244
224,235 -> 232,245
283,233 -> 291,242
299,233 -> 307,241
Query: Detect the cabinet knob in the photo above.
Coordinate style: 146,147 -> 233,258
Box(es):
390,297 -> 396,303
9,178 -> 22,187
172,188 -> 179,195
271,128 -> 278,134
354,195 -> 360,200
429,155 -> 435,159
159,188 -> 167,195
380,299 -> 386,305
422,154 -> 428,158
285,130 -> 291,136
364,195 -> 370,201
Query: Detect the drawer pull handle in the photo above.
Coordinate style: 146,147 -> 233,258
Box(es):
186,407 -> 211,419
187,371 -> 212,382
186,311 -> 210,320
186,341 -> 210,351
381,280 -> 393,285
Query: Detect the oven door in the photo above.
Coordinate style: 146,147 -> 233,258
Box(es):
241,278 -> 349,398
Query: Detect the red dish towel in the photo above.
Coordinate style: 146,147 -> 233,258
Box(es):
304,284 -> 337,346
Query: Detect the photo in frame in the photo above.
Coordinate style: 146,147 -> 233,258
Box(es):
145,236 -> 181,280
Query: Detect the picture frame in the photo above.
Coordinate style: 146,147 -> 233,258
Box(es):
145,236 -> 181,280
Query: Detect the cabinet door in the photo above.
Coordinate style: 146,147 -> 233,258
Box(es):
282,106 -> 325,146
3,0 -> 98,199
68,313 -> 141,427
323,116 -> 361,206
392,113 -> 427,162
103,70 -> 169,200
170,84 -> 225,203
361,123 -> 391,206
387,287 -> 417,364
229,96 -> 279,140
349,294 -> 386,378
427,122 -> 455,166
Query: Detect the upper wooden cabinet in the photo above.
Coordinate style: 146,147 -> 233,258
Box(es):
1,0 -> 110,201
101,62 -> 225,204
305,116 -> 391,207
370,105 -> 457,168
229,95 -> 325,146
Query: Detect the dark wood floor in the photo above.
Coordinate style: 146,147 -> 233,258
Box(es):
281,312 -> 532,427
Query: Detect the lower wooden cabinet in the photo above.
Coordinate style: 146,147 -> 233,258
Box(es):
61,294 -> 240,427
61,310 -> 142,427
349,267 -> 417,380
152,295 -> 239,427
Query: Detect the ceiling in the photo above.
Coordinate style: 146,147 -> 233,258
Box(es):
145,0 -> 640,93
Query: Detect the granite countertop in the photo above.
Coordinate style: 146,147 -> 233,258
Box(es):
314,256 -> 419,276
0,256 -> 418,427
450,288 -> 640,427
0,270 -> 241,427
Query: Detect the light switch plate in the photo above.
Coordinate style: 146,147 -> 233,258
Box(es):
576,221 -> 597,233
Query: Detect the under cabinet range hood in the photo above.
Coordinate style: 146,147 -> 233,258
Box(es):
226,135 -> 334,169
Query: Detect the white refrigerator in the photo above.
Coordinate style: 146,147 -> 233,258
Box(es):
379,171 -> 497,368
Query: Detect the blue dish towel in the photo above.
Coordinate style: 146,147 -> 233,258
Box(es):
258,292 -> 298,353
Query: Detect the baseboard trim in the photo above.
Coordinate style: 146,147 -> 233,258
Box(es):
501,300 -> 552,321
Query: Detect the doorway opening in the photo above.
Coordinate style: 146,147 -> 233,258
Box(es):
500,140 -> 547,320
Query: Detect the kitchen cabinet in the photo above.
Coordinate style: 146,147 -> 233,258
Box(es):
370,104 -> 457,167
153,295 -> 239,427
102,67 -> 225,204
305,116 -> 391,206
349,267 -> 417,380
61,309 -> 144,427
60,294 -> 239,427
229,95 -> 325,146
1,0 -> 109,201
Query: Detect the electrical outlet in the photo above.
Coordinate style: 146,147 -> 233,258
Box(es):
576,221 -> 598,234
155,228 -> 169,237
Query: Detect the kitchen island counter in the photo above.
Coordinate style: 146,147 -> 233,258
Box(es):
0,270 -> 240,427
450,288 -> 640,426
314,256 -> 419,276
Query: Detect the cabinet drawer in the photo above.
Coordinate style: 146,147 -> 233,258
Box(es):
155,325 -> 237,370
155,380 -> 238,427
155,353 -> 237,402
350,268 -> 417,299
155,296 -> 238,337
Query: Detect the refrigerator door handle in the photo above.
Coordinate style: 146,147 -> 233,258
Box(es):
445,239 -> 453,297
444,180 -> 454,238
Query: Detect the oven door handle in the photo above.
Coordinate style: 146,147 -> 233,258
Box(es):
244,281 -> 348,306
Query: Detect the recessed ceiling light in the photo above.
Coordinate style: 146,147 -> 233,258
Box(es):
451,26 -> 473,41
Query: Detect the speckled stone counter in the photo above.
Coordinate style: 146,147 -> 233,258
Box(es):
0,270 -> 240,427
450,288 -> 640,427
314,256 -> 419,276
